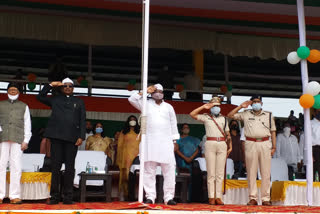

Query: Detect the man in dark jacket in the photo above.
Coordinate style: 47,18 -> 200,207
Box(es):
37,78 -> 86,204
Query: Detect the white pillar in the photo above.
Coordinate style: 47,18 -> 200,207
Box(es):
297,0 -> 313,206
138,0 -> 150,203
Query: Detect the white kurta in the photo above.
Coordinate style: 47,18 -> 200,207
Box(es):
275,133 -> 301,167
128,93 -> 180,164
299,133 -> 307,166
311,118 -> 320,146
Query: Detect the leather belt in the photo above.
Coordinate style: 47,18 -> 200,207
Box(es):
246,136 -> 269,142
207,137 -> 226,142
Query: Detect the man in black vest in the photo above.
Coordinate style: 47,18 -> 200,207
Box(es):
0,82 -> 31,204
37,78 -> 86,204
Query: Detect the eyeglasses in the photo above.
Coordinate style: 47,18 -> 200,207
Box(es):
63,85 -> 74,88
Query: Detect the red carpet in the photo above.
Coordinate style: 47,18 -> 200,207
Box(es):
0,202 -> 320,213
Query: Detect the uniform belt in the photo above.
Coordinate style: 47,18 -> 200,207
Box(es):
207,137 -> 226,142
246,136 -> 269,142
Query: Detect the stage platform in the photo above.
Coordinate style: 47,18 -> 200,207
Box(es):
0,202 -> 320,214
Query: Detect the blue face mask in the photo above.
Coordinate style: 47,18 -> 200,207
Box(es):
210,106 -> 221,115
95,127 -> 103,133
252,103 -> 262,111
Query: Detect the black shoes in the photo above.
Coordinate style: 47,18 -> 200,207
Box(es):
144,199 -> 154,204
166,199 -> 177,205
47,199 -> 59,205
63,200 -> 75,205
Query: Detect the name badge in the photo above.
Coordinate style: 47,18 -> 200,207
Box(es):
249,118 -> 255,120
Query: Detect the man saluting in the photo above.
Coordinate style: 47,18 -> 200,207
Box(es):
37,78 -> 86,204
128,84 -> 179,205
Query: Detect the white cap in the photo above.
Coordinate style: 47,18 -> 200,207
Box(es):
154,83 -> 163,91
62,77 -> 74,85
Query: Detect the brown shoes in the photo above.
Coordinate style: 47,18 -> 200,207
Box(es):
247,199 -> 258,205
208,198 -> 215,205
215,198 -> 224,205
262,201 -> 272,206
10,198 -> 22,204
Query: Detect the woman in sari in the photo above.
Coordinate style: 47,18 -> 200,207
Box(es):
116,115 -> 140,201
175,123 -> 200,172
85,122 -> 112,153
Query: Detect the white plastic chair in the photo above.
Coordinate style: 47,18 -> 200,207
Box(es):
21,153 -> 45,172
271,158 -> 288,181
74,151 -> 107,186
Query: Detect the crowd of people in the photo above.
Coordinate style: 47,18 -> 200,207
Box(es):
0,79 -> 314,206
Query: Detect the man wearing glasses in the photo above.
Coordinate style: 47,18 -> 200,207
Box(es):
37,78 -> 86,204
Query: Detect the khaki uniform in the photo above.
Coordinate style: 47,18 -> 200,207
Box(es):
233,110 -> 276,202
197,113 -> 229,199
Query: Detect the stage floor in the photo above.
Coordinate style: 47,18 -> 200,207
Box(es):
0,202 -> 320,213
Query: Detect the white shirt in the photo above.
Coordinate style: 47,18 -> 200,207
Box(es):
79,131 -> 93,150
240,128 -> 245,141
128,93 -> 180,164
24,105 -> 32,143
200,135 -> 206,154
299,133 -> 307,165
311,118 -> 320,146
275,133 -> 301,166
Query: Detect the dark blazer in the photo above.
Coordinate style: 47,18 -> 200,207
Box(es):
37,84 -> 86,143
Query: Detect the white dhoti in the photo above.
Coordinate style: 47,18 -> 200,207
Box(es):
0,142 -> 22,199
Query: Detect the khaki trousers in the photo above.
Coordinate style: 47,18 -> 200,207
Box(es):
245,140 -> 272,201
204,141 -> 227,199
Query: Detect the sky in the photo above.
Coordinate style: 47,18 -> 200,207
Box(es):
0,82 -> 303,118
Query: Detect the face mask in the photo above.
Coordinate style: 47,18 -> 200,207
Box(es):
283,127 -> 291,137
182,128 -> 190,135
252,103 -> 262,111
231,124 -> 238,130
8,94 -> 19,101
95,127 -> 103,133
129,120 -> 137,127
86,128 -> 92,133
210,106 -> 221,115
152,92 -> 164,100
315,112 -> 320,120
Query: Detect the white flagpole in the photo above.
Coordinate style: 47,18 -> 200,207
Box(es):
297,0 -> 313,206
138,0 -> 150,203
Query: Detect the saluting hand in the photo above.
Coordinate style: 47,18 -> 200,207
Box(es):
240,100 -> 252,108
147,85 -> 156,94
203,103 -> 214,109
75,138 -> 83,146
50,81 -> 64,87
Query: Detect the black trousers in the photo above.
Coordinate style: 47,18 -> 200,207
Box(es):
313,145 -> 320,180
50,138 -> 78,201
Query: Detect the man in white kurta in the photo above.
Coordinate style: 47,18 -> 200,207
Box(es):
275,125 -> 301,180
0,82 -> 31,204
128,84 -> 180,205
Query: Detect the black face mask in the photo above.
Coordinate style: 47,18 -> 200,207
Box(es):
86,128 -> 92,134
230,125 -> 238,130
316,112 -> 320,120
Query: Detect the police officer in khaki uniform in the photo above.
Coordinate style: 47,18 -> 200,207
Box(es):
190,97 -> 232,205
228,95 -> 276,206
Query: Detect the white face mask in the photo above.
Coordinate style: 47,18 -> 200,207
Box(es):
210,106 -> 221,115
151,92 -> 164,100
283,127 -> 291,137
8,94 -> 19,101
129,120 -> 137,127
